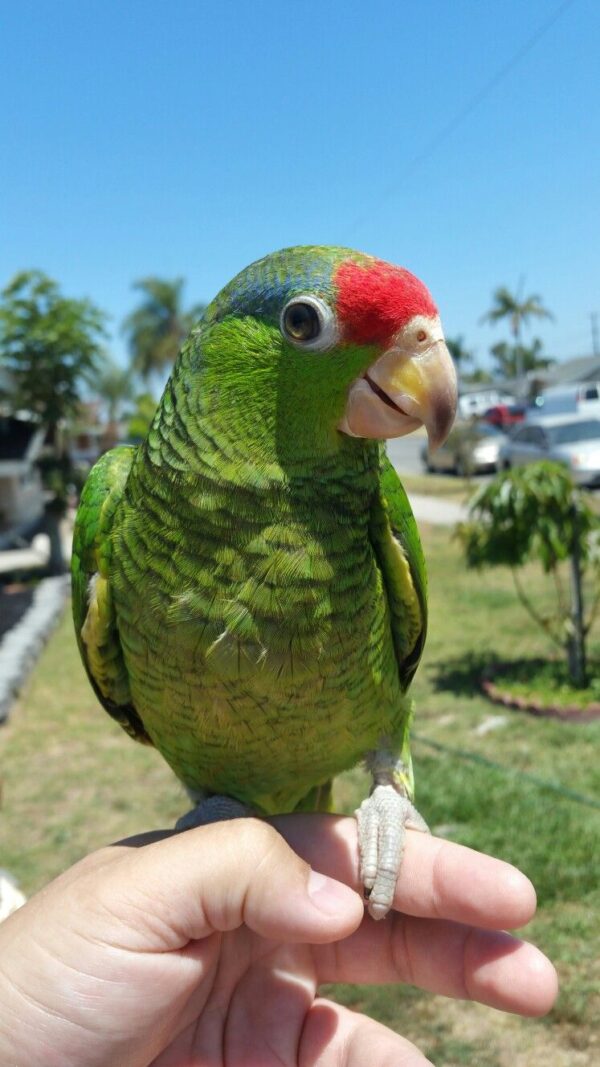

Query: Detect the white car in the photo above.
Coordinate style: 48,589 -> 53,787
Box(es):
501,415 -> 600,487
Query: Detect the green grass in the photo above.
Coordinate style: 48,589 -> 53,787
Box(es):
1,526 -> 599,1064
400,471 -> 474,498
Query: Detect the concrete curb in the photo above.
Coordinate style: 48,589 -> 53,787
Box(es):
0,575 -> 70,723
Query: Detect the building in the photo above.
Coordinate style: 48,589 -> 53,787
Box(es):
541,353 -> 600,387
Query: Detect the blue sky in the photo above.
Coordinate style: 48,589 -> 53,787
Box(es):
1,0 -> 598,374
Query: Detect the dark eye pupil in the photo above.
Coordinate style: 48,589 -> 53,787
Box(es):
284,302 -> 320,341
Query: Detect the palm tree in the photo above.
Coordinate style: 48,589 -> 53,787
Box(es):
91,357 -> 135,449
489,337 -> 554,381
93,358 -> 134,423
122,278 -> 205,384
481,283 -> 553,388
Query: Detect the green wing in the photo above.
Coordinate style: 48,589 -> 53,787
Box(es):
370,451 -> 427,689
71,447 -> 152,745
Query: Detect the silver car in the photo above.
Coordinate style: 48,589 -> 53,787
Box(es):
501,415 -> 600,487
422,420 -> 508,476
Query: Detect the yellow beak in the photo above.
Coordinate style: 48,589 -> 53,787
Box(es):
338,319 -> 457,448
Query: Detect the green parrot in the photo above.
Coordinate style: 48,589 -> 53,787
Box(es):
72,246 -> 457,918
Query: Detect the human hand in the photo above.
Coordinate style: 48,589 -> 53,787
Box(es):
0,816 -> 557,1067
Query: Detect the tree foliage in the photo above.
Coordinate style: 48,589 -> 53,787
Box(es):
123,277 -> 205,383
457,462 -> 599,687
480,285 -> 553,340
489,337 -> 554,380
92,358 -> 134,422
0,270 -> 107,431
481,284 -> 554,387
446,335 -> 473,368
125,393 -> 158,441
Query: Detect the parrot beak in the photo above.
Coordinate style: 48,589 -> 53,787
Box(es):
338,316 -> 457,449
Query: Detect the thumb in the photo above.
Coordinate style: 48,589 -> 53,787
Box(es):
80,819 -> 365,950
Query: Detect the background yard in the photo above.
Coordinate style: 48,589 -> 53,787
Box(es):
1,523 -> 599,1066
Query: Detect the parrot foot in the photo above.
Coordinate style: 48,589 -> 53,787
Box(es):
175,794 -> 254,832
355,784 -> 429,921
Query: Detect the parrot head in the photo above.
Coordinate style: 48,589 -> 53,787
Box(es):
200,246 -> 457,460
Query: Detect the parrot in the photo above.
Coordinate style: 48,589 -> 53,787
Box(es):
71,246 -> 457,919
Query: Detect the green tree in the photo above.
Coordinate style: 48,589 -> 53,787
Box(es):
0,270 -> 107,442
446,335 -> 473,370
481,284 -> 553,385
458,463 -> 600,688
93,358 -> 134,423
91,357 -> 135,450
123,277 -> 205,384
489,337 -> 554,381
461,367 -> 493,385
125,393 -> 158,442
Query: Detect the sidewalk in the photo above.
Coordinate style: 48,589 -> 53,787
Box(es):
407,492 -> 468,527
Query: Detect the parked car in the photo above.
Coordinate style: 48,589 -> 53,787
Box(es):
500,415 -> 600,486
482,403 -> 527,429
457,390 -> 513,419
422,421 -> 508,476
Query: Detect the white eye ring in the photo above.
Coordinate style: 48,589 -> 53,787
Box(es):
280,294 -> 339,352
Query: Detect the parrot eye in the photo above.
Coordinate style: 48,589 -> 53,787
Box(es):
284,302 -> 319,341
280,295 -> 338,352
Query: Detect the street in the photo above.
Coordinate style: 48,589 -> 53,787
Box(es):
386,428 -> 427,476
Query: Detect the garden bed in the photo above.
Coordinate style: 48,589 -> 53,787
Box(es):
481,659 -> 600,722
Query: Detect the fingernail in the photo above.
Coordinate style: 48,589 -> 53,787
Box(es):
307,869 -> 359,914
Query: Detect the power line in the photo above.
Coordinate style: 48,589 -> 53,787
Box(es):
413,732 -> 600,811
591,312 -> 599,358
346,0 -> 579,237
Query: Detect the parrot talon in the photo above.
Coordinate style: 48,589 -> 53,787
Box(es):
175,794 -> 255,832
355,784 -> 429,920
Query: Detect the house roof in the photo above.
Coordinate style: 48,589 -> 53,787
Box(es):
459,354 -> 600,399
543,354 -> 600,385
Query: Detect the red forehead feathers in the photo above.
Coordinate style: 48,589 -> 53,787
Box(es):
334,258 -> 438,346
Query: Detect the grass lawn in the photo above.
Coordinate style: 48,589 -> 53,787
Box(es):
402,468 -> 600,518
1,524 -> 599,1065
401,471 -> 475,499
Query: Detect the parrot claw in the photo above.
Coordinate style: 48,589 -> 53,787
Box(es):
175,794 -> 255,831
355,784 -> 429,920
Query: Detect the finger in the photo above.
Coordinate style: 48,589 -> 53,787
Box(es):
314,914 -> 558,1016
76,819 -> 364,949
299,998 -> 434,1067
272,813 -> 537,930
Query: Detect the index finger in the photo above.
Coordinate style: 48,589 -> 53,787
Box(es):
271,813 -> 536,931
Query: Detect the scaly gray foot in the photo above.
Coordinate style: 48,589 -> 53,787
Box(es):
355,784 -> 429,920
175,795 -> 254,831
